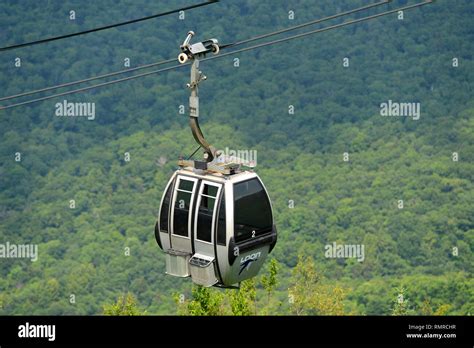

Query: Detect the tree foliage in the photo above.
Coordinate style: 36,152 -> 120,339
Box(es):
103,293 -> 145,316
289,255 -> 346,315
0,0 -> 472,316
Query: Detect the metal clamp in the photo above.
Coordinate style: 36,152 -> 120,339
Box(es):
178,31 -> 220,64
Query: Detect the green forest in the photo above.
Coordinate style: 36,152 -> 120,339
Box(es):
0,0 -> 472,315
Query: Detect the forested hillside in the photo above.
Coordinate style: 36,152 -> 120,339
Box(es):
0,0 -> 472,315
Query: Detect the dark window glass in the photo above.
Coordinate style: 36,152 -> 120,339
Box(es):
216,191 -> 226,246
179,179 -> 194,191
159,180 -> 174,232
206,185 -> 218,197
196,184 -> 218,243
233,179 -> 272,243
173,179 -> 195,237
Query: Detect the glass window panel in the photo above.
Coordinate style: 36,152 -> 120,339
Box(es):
179,179 -> 194,192
159,180 -> 174,232
196,186 -> 216,243
173,190 -> 192,237
205,185 -> 218,197
217,191 -> 226,246
233,179 -> 272,243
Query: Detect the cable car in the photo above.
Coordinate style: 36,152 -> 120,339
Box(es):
154,31 -> 277,288
155,166 -> 277,288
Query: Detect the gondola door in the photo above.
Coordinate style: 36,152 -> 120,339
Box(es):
193,180 -> 222,255
189,180 -> 222,287
170,176 -> 198,253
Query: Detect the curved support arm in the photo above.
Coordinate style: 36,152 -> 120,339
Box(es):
189,116 -> 216,162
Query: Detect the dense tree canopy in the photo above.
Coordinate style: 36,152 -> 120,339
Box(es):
0,0 -> 472,315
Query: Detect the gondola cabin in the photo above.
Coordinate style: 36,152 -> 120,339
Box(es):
155,167 -> 277,288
